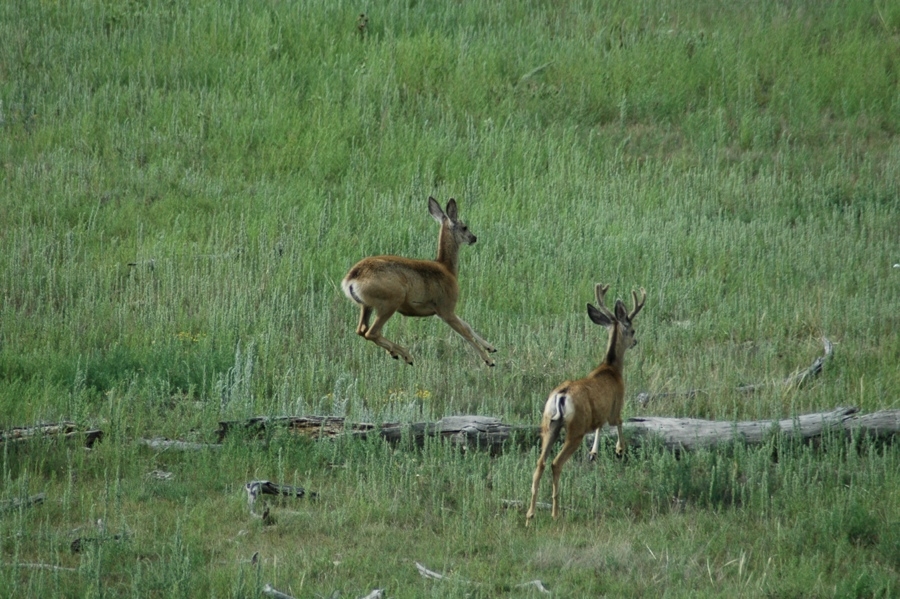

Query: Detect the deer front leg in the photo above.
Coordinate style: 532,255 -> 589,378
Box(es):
588,427 -> 602,462
614,422 -> 625,458
469,328 -> 497,354
440,314 -> 496,366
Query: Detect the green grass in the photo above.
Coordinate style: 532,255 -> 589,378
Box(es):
2,0 -> 899,596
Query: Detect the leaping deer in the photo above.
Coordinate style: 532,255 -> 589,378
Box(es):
341,197 -> 497,366
526,283 -> 646,524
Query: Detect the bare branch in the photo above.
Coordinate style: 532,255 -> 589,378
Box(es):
0,493 -> 45,513
635,337 -> 834,405
415,562 -> 446,581
262,584 -> 297,599
246,480 -> 316,515
7,563 -> 77,573
139,438 -> 221,452
516,580 -> 551,594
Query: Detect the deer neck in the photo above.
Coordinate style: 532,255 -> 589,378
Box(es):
600,323 -> 626,374
435,224 -> 460,276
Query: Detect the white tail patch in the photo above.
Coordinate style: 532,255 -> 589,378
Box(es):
546,391 -> 572,422
342,280 -> 363,305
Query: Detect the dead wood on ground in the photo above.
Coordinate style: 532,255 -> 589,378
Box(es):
0,422 -> 103,448
217,407 -> 898,454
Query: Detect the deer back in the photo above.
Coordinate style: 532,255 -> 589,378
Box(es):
345,255 -> 459,317
547,372 -> 624,437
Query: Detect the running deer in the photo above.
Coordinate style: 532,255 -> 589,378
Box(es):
341,197 -> 497,366
526,283 -> 646,524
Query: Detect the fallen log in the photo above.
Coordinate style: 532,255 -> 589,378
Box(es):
618,406 -> 875,452
138,438 -> 221,452
0,422 -> 103,448
372,416 -> 535,454
217,408 -> 899,454
0,493 -> 46,513
217,414 -> 534,455
582,407 -> 899,452
216,416 -> 369,443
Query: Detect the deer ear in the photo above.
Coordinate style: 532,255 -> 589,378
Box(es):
445,198 -> 458,221
615,299 -> 628,322
587,303 -> 614,327
428,197 -> 445,223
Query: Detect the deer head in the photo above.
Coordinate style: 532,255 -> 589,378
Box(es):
429,197 -> 477,247
587,284 -> 646,348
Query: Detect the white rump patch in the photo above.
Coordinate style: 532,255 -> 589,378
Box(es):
546,392 -> 573,422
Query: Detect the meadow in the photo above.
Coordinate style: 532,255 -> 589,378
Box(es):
1,0 -> 899,596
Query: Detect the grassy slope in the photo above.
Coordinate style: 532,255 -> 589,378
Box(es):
1,0 -> 899,596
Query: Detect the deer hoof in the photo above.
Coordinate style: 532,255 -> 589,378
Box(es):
588,452 -> 598,462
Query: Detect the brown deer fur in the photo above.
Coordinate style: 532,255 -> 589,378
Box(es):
341,197 -> 496,366
526,284 -> 646,524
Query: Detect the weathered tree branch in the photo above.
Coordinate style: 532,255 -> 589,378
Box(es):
0,493 -> 46,513
217,414 -> 533,455
7,563 -> 77,573
0,422 -> 103,448
415,561 -> 550,593
635,337 -> 834,404
618,406 -> 873,452
138,438 -> 221,452
245,480 -> 316,514
261,584 -> 296,599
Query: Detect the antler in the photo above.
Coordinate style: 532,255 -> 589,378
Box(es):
593,283 -> 616,320
628,288 -> 646,321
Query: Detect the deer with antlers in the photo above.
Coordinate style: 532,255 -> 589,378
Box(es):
526,283 -> 646,524
341,197 -> 497,366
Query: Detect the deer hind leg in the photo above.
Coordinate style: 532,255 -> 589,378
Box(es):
526,450 -> 548,525
527,416 -> 565,525
363,308 -> 414,365
355,305 -> 373,336
439,314 -> 496,367
549,435 -> 584,520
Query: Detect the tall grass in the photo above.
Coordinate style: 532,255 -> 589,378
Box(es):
1,0 -> 899,595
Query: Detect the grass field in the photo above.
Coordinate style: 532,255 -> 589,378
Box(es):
2,0 -> 899,596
